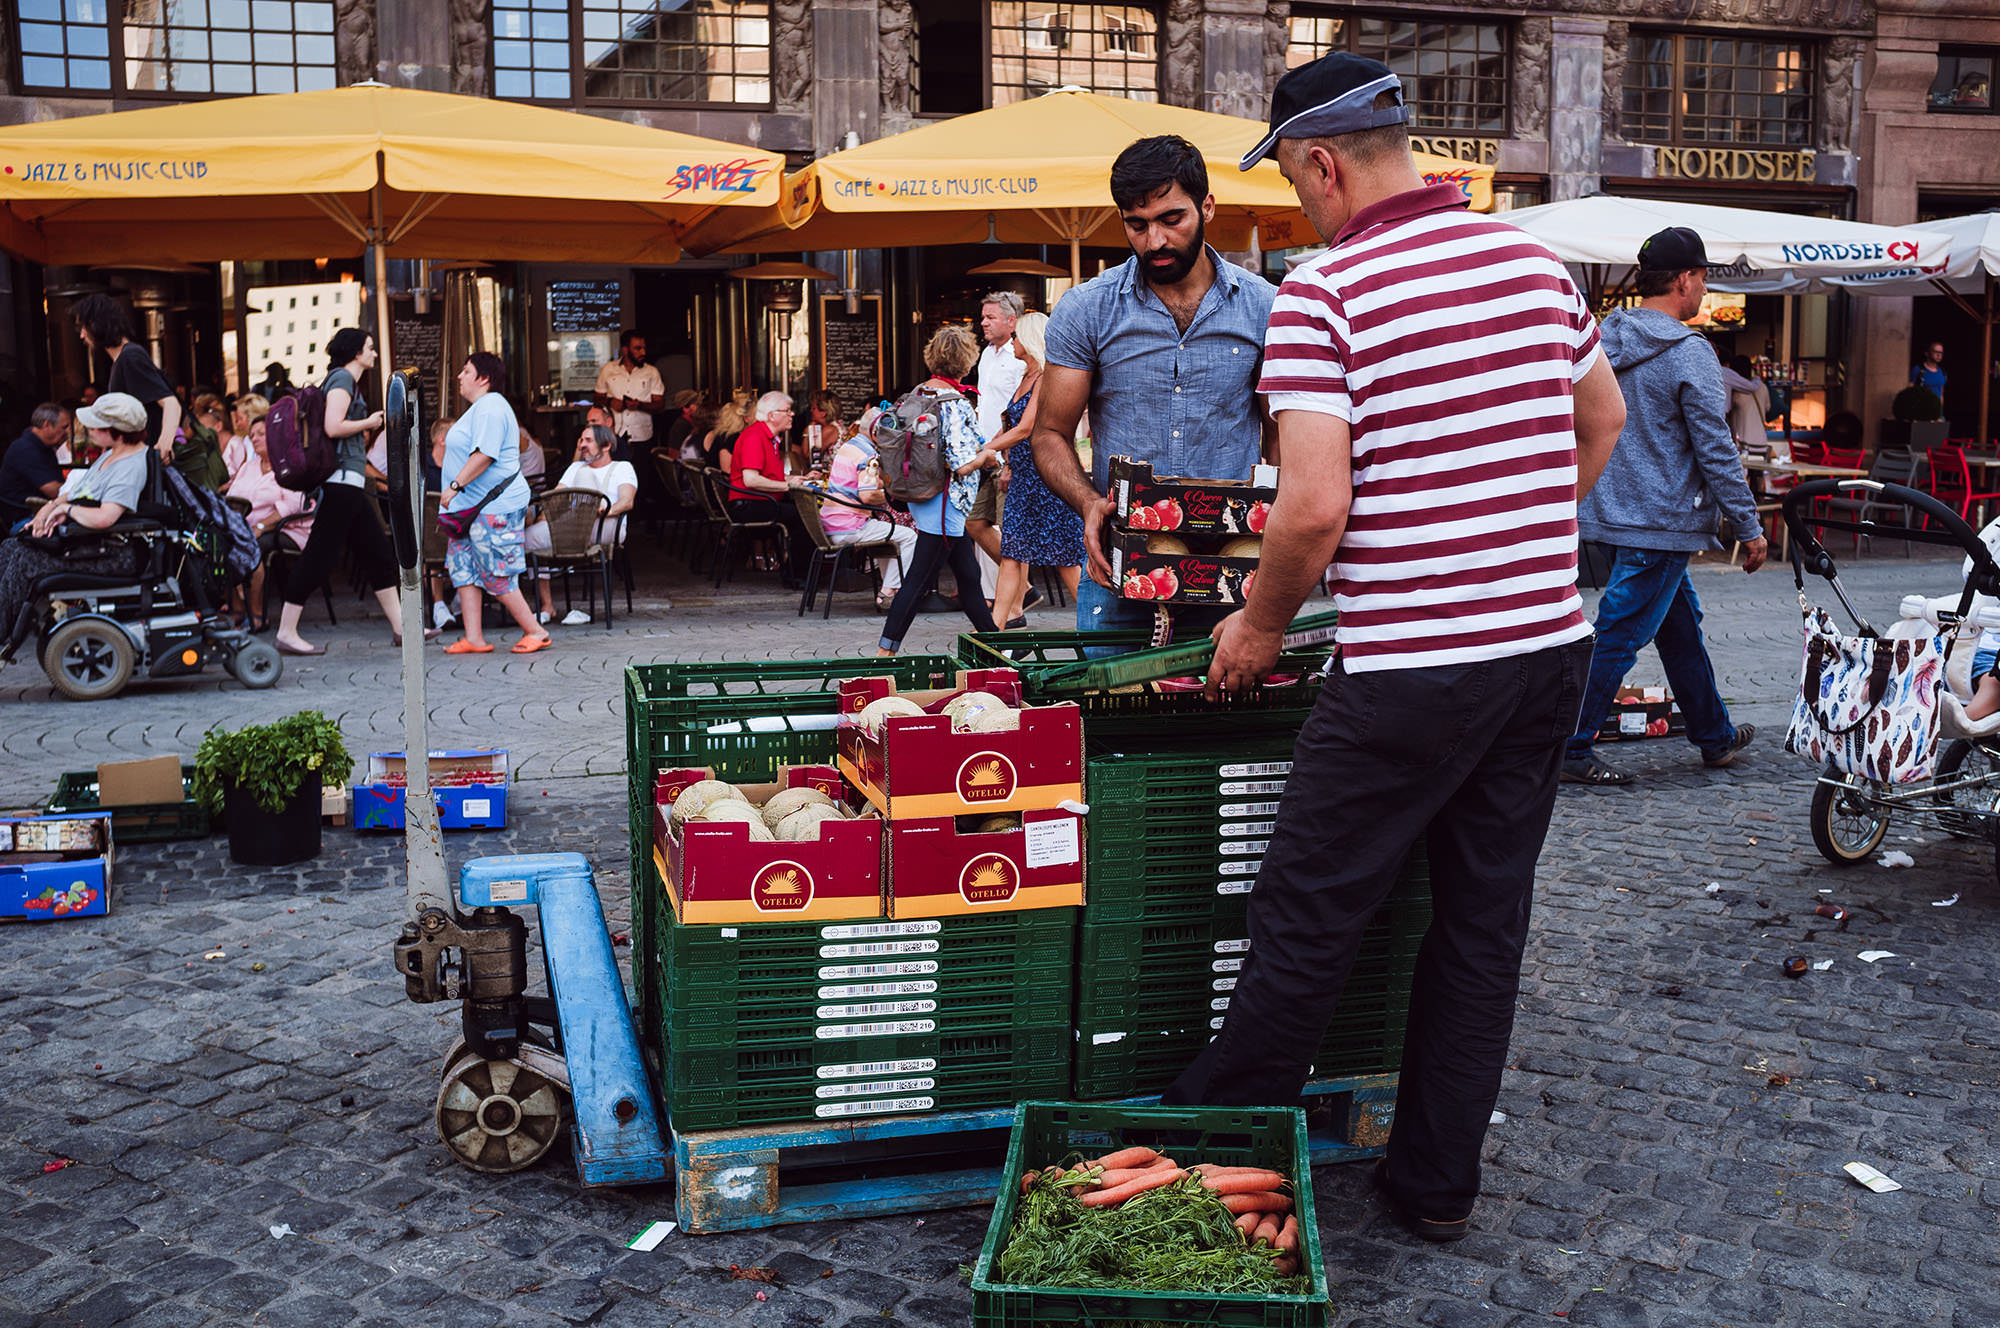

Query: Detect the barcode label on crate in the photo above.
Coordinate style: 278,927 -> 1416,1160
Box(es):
1220,840 -> 1269,857
1211,1016 -> 1227,1030
1218,802 -> 1281,818
1213,956 -> 1244,972
1213,976 -> 1238,992
818,960 -> 941,981
818,980 -> 940,1000
817,999 -> 938,1020
1219,761 -> 1292,778
1214,939 -> 1250,954
815,1077 -> 937,1099
1220,821 -> 1276,838
816,1096 -> 936,1118
817,1058 -> 938,1080
1219,780 -> 1287,796
1091,1031 -> 1128,1045
1219,860 -> 1261,876
816,1020 -> 938,1039
1216,880 -> 1253,896
821,921 -> 943,940
1212,997 -> 1232,1012
820,940 -> 942,959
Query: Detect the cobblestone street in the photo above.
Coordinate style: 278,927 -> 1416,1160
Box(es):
4,550 -> 1999,1328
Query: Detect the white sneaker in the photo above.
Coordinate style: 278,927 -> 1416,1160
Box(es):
561,609 -> 591,626
431,602 -> 453,630
536,610 -> 551,624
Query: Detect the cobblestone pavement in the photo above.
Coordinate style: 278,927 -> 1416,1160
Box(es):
5,548 -> 2000,1328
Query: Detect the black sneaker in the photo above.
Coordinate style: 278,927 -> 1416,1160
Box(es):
1703,723 -> 1757,768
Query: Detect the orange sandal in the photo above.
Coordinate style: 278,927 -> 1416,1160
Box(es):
444,639 -> 494,654
511,634 -> 553,654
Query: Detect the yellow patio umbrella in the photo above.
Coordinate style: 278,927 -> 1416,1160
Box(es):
678,88 -> 1492,277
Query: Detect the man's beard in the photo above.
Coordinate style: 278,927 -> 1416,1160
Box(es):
1139,215 -> 1205,287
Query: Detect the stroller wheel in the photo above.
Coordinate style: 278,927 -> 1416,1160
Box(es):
44,618 -> 135,702
1810,770 -> 1891,866
229,639 -> 283,689
1932,740 -> 2000,840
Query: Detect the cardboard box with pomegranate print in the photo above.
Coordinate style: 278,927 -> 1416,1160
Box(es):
653,765 -> 884,924
1107,533 -> 1263,608
1109,456 -> 1277,538
836,670 -> 1084,820
886,807 -> 1085,918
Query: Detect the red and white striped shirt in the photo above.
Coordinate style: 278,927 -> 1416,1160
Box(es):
1261,183 -> 1601,673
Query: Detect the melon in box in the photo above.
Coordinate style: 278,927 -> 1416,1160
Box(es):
1110,455 -> 1278,538
353,750 -> 508,830
886,808 -> 1084,918
653,765 -> 883,923
837,670 -> 1083,820
0,812 -> 111,921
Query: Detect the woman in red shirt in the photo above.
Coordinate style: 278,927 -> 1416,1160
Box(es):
725,391 -> 812,579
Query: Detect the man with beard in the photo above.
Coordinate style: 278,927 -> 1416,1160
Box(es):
1032,134 -> 1278,643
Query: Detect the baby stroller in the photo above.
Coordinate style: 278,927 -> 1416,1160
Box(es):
1781,478 -> 2000,883
0,450 -> 281,700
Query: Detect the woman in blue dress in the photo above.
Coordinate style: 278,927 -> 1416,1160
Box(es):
989,312 -> 1083,627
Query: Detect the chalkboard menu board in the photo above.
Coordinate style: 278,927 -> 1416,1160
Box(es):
391,307 -> 445,418
548,279 -> 623,333
819,295 -> 883,406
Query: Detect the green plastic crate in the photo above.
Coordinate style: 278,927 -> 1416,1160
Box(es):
657,982 -> 1074,1050
1071,1009 -> 1407,1100
957,614 -> 1334,699
45,767 -> 209,843
970,1101 -> 1330,1328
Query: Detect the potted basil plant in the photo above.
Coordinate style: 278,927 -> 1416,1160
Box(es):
192,710 -> 351,866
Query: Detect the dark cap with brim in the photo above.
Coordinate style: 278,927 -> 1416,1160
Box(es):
1240,53 -> 1410,171
1637,226 -> 1708,272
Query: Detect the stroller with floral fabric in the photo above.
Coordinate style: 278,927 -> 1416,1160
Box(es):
1781,478 -> 2000,883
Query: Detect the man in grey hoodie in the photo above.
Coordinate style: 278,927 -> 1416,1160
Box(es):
1563,227 -> 1766,786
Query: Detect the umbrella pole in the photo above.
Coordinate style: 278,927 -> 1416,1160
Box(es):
1069,236 -> 1081,286
1982,279 -> 1994,447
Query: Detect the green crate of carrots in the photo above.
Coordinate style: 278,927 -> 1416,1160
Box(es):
971,1101 -> 1329,1328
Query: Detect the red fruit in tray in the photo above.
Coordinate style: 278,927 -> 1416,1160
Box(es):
1123,572 -> 1156,600
1150,567 -> 1180,598
1247,501 -> 1270,534
1155,498 -> 1184,531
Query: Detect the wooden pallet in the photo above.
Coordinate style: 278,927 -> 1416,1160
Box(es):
670,1072 -> 1395,1234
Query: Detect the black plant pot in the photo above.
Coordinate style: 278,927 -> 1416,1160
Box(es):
224,771 -> 323,867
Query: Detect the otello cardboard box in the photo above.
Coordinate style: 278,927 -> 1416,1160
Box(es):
885,807 -> 1085,918
654,765 -> 883,924
836,671 -> 1083,820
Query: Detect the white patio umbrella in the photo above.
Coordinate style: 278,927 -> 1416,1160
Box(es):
1856,213 -> 2000,441
1493,194 -> 1953,297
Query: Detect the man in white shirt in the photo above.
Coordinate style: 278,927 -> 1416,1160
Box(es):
594,330 -> 665,456
965,291 -> 1024,603
524,422 -> 639,626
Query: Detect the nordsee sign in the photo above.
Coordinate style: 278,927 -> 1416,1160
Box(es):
1656,148 -> 1816,182
1778,240 -> 1922,265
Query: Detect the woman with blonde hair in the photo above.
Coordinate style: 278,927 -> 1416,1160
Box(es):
987,311 -> 1082,626
875,324 -> 999,655
703,387 -> 757,470
224,393 -> 270,479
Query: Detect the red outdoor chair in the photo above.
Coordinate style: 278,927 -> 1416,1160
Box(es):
1925,444 -> 1972,525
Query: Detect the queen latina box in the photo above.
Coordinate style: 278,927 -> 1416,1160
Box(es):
837,670 -> 1084,820
1109,457 -> 1279,538
1108,532 -> 1263,608
654,765 -> 884,924
885,807 -> 1086,918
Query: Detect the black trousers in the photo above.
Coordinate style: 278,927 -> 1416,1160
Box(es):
726,498 -> 811,576
283,483 -> 396,607
1164,636 -> 1592,1221
878,531 -> 997,651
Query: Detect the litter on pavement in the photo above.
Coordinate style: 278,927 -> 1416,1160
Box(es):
1844,1162 -> 1902,1194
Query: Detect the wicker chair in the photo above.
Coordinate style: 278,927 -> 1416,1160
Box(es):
681,458 -> 728,574
789,488 -> 904,618
532,487 -> 616,629
704,467 -> 791,589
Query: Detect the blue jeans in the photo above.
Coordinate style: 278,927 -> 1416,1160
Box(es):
1567,547 -> 1736,761
1075,576 -> 1232,659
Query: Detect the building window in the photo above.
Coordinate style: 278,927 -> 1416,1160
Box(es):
1931,47 -> 1995,113
16,0 -> 337,96
989,3 -> 1158,107
491,0 -> 772,106
1286,11 -> 1507,136
1624,32 -> 1814,146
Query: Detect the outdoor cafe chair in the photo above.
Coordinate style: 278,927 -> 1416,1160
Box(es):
1824,449 -> 1924,556
681,459 -> 729,574
650,451 -> 703,558
532,487 -> 619,629
789,488 -> 904,619
703,468 -> 792,590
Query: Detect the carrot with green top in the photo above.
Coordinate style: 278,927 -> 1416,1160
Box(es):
1077,1167 -> 1187,1207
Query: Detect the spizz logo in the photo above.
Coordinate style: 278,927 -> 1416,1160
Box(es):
666,158 -> 767,198
754,859 -> 815,912
1888,240 -> 1918,262
958,853 -> 1020,906
956,752 -> 1018,803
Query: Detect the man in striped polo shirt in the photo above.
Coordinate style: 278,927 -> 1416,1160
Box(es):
1164,53 -> 1628,1242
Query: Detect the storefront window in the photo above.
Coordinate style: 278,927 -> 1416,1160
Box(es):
1624,33 -> 1814,146
17,0 -> 336,95
492,0 -> 772,106
1930,47 -> 1995,113
988,2 -> 1158,107
1286,10 -> 1508,136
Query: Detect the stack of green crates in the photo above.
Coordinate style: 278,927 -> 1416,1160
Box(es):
1073,746 -> 1431,1099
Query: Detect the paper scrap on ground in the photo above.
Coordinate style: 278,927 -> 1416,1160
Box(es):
1703,883 -> 1721,895
1489,1110 -> 1507,1125
1858,950 -> 1897,963
627,1221 -> 677,1251
1933,894 -> 1960,907
1812,959 -> 1834,971
1843,1162 -> 1902,1193
268,1224 -> 295,1239
1877,850 -> 1915,868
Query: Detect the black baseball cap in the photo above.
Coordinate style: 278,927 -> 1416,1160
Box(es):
1637,226 -> 1708,272
1240,53 -> 1410,171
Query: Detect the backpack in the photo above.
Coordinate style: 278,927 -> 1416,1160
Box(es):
160,464 -> 259,588
265,384 -> 337,492
873,384 -> 963,504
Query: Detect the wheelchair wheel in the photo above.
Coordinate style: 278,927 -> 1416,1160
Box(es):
45,618 -> 135,701
1810,770 -> 1891,865
230,640 -> 282,689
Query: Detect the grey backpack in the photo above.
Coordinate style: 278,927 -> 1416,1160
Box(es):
872,385 -> 963,504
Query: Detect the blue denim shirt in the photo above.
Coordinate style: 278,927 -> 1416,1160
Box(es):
1044,245 -> 1278,492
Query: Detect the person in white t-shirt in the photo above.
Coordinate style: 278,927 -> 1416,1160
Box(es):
525,422 -> 638,625
594,330 -> 665,453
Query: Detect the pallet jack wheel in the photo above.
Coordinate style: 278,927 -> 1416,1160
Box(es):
435,1054 -> 566,1173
